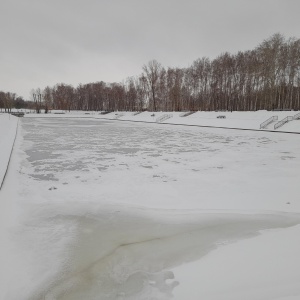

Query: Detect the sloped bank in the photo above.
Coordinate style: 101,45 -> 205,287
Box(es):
23,110 -> 300,134
0,114 -> 19,189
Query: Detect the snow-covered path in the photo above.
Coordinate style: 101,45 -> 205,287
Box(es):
1,117 -> 300,299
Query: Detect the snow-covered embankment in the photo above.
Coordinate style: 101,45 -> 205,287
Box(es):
0,114 -> 18,189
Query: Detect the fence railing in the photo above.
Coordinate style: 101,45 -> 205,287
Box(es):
115,113 -> 125,119
293,112 -> 300,120
274,116 -> 293,130
179,111 -> 196,117
156,114 -> 173,123
260,116 -> 278,129
132,111 -> 142,116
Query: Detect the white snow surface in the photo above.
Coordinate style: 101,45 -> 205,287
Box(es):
23,109 -> 300,132
0,114 -> 18,188
0,111 -> 300,300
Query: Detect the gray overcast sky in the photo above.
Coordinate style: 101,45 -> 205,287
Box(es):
1,0 -> 300,99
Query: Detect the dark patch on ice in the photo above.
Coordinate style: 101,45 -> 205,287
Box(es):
119,163 -> 129,167
29,173 -> 58,181
26,149 -> 61,162
281,156 -> 296,160
97,166 -> 108,171
147,154 -> 161,157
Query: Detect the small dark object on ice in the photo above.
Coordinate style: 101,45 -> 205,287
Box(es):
49,186 -> 57,191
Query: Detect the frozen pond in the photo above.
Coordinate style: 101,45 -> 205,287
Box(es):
5,117 -> 300,300
21,117 -> 300,210
23,118 -> 239,181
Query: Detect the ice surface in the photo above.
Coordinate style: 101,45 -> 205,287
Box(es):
19,117 -> 300,211
173,224 -> 300,300
0,115 -> 300,300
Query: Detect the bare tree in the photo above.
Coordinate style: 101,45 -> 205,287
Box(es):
43,86 -> 53,113
26,33 -> 300,112
143,60 -> 162,111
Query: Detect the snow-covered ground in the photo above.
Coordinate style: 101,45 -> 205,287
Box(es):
23,109 -> 300,132
0,112 -> 300,300
0,113 -> 18,188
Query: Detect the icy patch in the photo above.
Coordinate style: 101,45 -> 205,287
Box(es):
7,201 -> 300,300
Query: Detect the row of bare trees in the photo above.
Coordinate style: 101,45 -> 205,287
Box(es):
0,92 -> 28,112
3,33 -> 300,112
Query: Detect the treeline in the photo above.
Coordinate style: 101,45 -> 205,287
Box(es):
2,33 -> 300,112
0,92 -> 28,112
